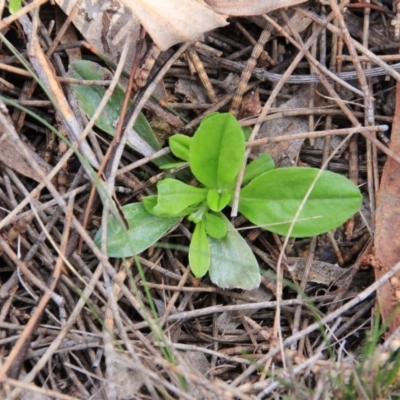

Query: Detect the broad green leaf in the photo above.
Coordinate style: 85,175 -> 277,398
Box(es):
169,134 -> 191,161
239,167 -> 362,237
152,178 -> 207,216
204,211 -> 226,239
190,113 -> 245,189
144,195 -> 197,218
94,203 -> 179,258
9,0 -> 21,13
189,221 -> 210,277
207,189 -> 231,212
67,60 -> 175,167
208,214 -> 260,289
243,153 -> 275,185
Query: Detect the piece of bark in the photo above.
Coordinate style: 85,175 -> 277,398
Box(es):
374,80 -> 400,335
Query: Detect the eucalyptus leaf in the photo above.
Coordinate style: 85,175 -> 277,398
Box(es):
67,60 -> 175,167
243,153 -> 275,185
208,214 -> 260,290
190,113 -> 245,189
94,203 -> 179,258
189,221 -> 210,277
239,167 -> 362,237
151,178 -> 208,216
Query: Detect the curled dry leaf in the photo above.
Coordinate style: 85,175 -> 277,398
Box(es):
256,87 -> 310,166
55,0 -> 140,66
205,0 -> 307,16
119,0 -> 228,51
56,0 -> 307,59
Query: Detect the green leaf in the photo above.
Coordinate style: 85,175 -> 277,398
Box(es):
169,134 -> 191,161
242,127 -> 252,141
239,167 -> 362,237
9,0 -> 21,13
188,202 -> 208,224
208,214 -> 260,289
144,195 -> 197,218
159,162 -> 187,170
142,195 -> 158,213
200,112 -> 220,125
67,60 -> 174,167
190,113 -> 245,190
243,154 -> 275,185
204,211 -> 226,239
207,189 -> 231,212
94,203 -> 179,258
151,178 -> 208,216
189,221 -> 210,277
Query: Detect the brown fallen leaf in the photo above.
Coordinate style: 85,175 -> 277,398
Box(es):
181,351 -> 211,399
0,102 -> 51,183
255,87 -> 310,166
205,0 -> 307,16
120,0 -> 228,51
239,87 -> 262,119
57,0 -> 307,63
374,80 -> 400,336
121,0 -> 308,51
56,0 -> 141,67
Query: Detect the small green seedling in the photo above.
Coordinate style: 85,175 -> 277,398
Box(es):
8,0 -> 21,13
95,113 -> 362,290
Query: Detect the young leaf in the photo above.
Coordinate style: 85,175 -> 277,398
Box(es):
208,214 -> 260,290
188,202 -> 208,224
94,203 -> 179,258
207,189 -> 231,212
204,211 -> 226,239
189,221 -> 210,277
144,195 -> 197,218
239,167 -> 362,237
8,0 -> 21,13
243,153 -> 275,185
190,113 -> 245,190
169,134 -> 192,161
151,178 -> 208,216
142,195 -> 158,213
